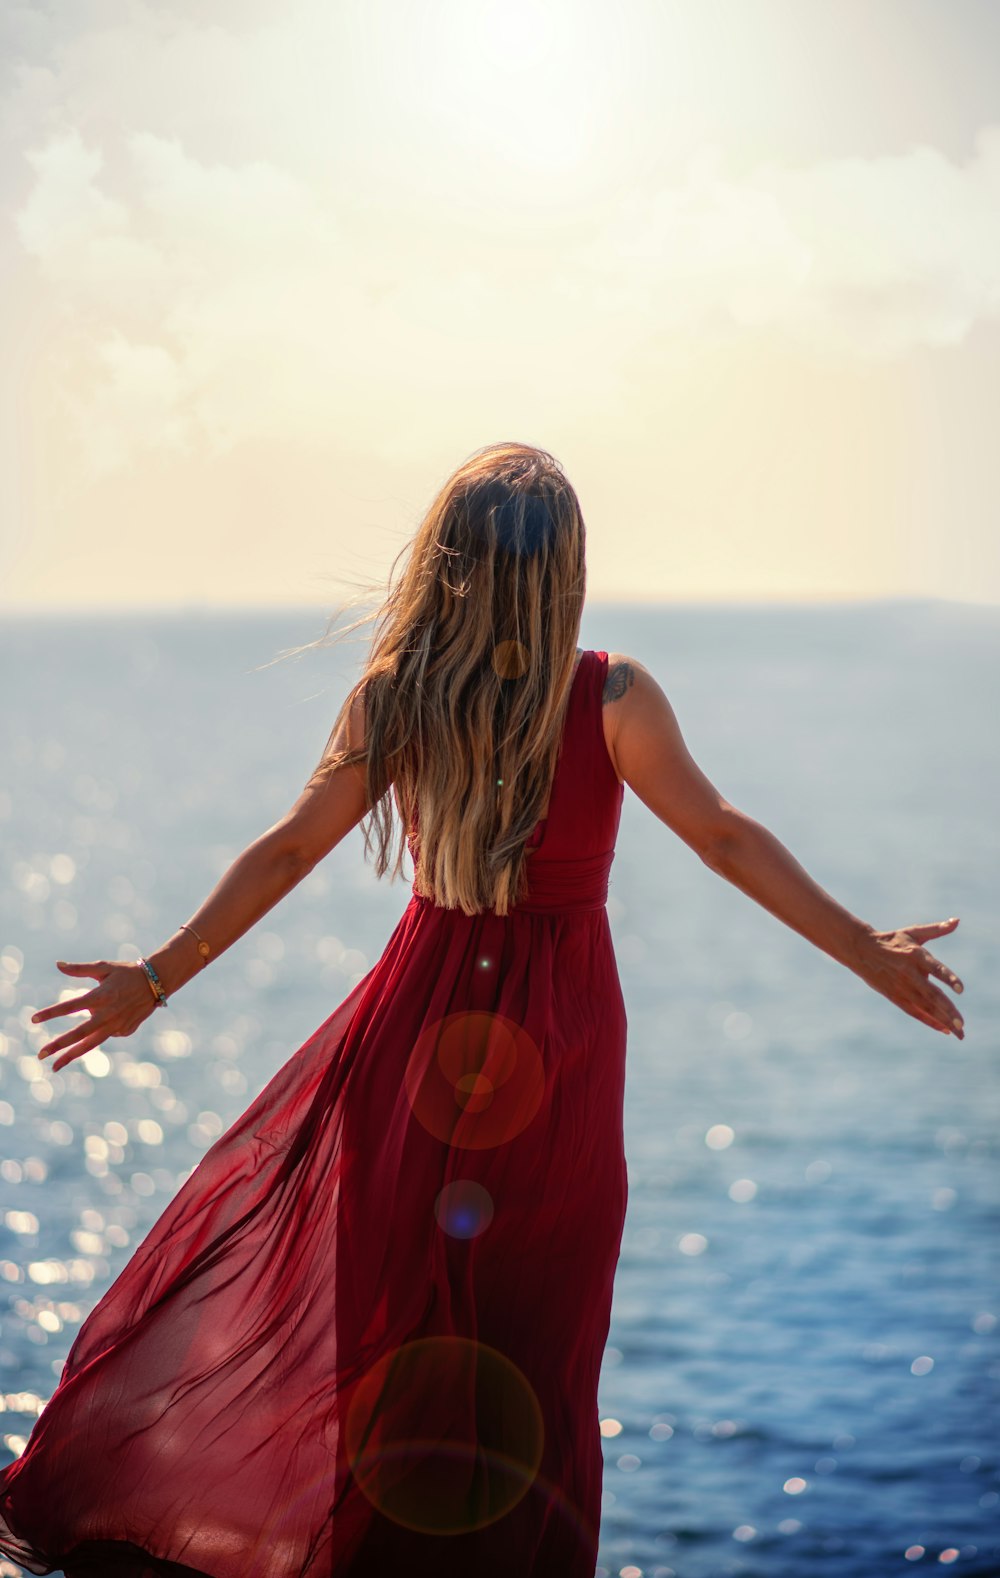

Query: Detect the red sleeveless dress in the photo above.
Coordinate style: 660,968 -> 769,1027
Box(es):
0,649 -> 629,1578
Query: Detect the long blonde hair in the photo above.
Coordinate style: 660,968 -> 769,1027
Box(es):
285,440 -> 587,916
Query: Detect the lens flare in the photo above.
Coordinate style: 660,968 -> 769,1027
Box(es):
404,1011 -> 545,1150
434,1179 -> 495,1238
492,639 -> 531,679
344,1335 -> 544,1533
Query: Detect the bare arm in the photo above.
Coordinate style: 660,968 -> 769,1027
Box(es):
605,653 -> 964,1038
33,690 -> 372,1069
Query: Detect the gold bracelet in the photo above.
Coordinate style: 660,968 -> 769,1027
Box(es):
138,956 -> 168,1006
180,922 -> 211,967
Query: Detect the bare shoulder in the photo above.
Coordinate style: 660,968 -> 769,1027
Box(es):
600,651 -> 646,781
324,681 -> 368,762
602,652 -> 642,706
600,650 -> 738,861
601,649 -> 680,759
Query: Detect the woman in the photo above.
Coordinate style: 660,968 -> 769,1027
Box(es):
0,440 -> 964,1578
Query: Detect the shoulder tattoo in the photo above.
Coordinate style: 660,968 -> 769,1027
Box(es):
602,661 -> 635,705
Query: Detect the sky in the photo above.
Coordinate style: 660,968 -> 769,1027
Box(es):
1,0 -> 998,611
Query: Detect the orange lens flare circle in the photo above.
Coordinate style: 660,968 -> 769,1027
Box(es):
344,1336 -> 544,1534
404,1011 -> 545,1150
492,640 -> 531,680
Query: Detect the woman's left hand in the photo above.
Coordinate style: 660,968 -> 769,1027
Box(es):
31,960 -> 160,1072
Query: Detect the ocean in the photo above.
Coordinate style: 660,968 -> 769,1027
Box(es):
0,599 -> 997,1577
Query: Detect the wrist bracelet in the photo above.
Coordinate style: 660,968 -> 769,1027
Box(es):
138,957 -> 168,1008
180,922 -> 211,967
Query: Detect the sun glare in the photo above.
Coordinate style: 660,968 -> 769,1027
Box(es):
352,0 -> 619,180
441,0 -> 599,173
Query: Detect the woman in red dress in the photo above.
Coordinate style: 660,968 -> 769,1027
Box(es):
0,441 -> 964,1577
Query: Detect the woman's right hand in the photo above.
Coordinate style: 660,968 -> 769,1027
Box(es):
852,917 -> 965,1038
32,958 -> 160,1071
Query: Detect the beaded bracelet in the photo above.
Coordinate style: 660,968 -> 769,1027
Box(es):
138,957 -> 168,1008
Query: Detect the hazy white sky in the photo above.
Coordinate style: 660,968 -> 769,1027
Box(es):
1,0 -> 998,610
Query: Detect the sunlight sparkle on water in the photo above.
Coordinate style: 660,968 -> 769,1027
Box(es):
705,1124 -> 734,1149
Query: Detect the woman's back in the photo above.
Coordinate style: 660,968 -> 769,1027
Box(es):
406,647 -> 626,916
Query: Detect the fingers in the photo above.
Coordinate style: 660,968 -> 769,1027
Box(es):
907,1002 -> 953,1036
915,979 -> 964,1039
919,950 -> 964,995
31,990 -> 98,1025
48,1031 -> 108,1073
905,918 -> 960,943
37,1019 -> 105,1060
56,960 -> 112,978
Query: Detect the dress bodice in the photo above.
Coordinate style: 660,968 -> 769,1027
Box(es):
406,650 -> 624,915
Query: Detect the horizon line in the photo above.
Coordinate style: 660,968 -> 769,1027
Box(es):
1,593 -> 997,619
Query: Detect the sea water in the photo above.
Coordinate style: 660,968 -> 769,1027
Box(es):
0,599 -> 997,1577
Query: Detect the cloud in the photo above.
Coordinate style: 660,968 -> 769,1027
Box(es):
8,120 -> 625,480
11,124 -> 370,476
60,333 -> 198,477
15,130 -> 171,304
4,2 -> 1000,478
572,132 -> 1000,357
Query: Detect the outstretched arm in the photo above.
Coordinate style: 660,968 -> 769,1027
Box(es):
604,653 -> 964,1039
32,690 -> 372,1071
